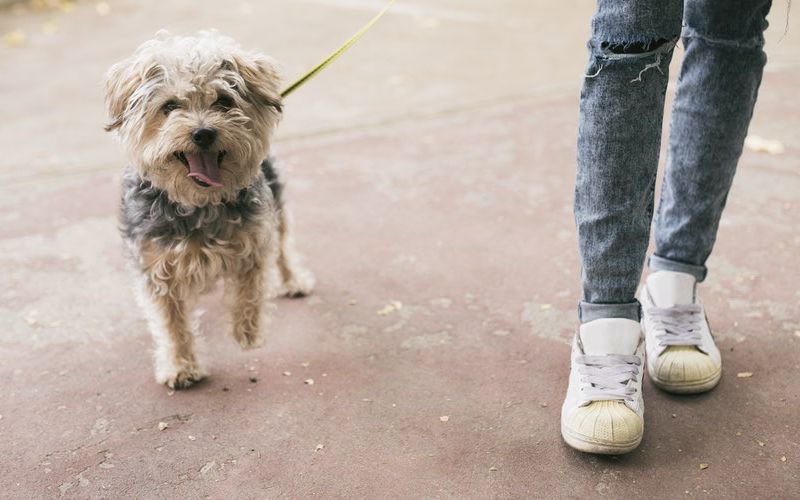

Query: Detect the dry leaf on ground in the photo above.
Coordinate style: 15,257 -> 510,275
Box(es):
377,300 -> 403,316
744,135 -> 784,155
3,30 -> 26,47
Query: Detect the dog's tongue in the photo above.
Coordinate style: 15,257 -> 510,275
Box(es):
185,152 -> 223,187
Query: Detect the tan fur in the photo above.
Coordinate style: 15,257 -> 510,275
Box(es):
108,31 -> 314,389
105,30 -> 282,207
276,208 -> 316,297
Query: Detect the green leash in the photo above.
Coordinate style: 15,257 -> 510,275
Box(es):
280,0 -> 396,98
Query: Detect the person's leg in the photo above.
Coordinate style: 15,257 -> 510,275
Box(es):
564,0 -> 683,455
652,0 -> 772,276
575,0 -> 684,324
641,0 -> 772,394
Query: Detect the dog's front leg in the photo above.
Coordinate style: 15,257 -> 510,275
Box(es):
229,253 -> 266,350
135,275 -> 205,389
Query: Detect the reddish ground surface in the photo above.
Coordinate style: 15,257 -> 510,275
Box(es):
1,1 -> 798,498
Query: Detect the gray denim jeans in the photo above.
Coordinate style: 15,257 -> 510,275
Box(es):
575,0 -> 773,323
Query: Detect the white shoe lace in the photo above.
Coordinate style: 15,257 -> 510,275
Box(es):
576,354 -> 641,404
647,304 -> 704,347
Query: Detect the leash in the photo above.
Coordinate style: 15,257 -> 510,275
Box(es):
280,0 -> 396,98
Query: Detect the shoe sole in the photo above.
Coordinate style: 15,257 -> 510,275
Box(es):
561,424 -> 642,455
648,366 -> 722,394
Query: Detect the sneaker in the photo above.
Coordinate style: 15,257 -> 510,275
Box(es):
641,271 -> 722,394
561,318 -> 645,455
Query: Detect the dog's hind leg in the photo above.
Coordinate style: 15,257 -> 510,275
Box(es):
134,275 -> 205,390
262,157 -> 315,297
276,207 -> 316,297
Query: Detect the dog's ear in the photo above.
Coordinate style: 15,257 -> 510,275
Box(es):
104,58 -> 138,132
104,59 -> 162,132
228,54 -> 283,114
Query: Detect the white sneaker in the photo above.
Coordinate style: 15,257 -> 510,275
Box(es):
641,271 -> 722,394
561,318 -> 645,455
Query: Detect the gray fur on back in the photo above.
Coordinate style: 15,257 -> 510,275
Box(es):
120,157 -> 283,248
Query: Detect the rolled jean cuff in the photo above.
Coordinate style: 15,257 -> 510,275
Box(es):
648,254 -> 707,282
579,300 -> 641,323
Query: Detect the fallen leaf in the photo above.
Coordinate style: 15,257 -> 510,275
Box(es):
59,0 -> 75,13
377,300 -> 403,316
199,461 -> 216,474
30,0 -> 48,11
737,372 -> 754,378
699,463 -> 709,470
744,135 -> 784,155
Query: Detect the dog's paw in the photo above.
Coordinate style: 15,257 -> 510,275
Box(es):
158,362 -> 206,390
281,269 -> 315,298
232,326 -> 265,350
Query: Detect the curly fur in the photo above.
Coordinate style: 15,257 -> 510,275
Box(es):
106,31 -> 314,389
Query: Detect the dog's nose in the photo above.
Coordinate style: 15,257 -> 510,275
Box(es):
191,127 -> 217,149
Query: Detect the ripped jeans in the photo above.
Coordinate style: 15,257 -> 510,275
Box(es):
575,0 -> 773,323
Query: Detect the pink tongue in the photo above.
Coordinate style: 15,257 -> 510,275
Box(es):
185,152 -> 223,187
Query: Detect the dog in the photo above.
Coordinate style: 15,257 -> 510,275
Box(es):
105,31 -> 314,389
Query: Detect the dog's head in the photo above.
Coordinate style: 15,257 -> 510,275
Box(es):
105,30 -> 282,206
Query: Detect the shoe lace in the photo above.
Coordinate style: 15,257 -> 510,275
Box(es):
647,304 -> 703,347
576,354 -> 641,404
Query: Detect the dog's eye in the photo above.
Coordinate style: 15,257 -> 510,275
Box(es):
162,100 -> 180,115
213,95 -> 235,110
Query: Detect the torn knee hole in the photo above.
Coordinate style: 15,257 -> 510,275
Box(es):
601,39 -> 672,55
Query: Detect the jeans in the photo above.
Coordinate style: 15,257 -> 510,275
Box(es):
575,0 -> 772,323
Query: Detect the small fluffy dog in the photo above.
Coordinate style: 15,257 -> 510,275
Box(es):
105,31 -> 314,389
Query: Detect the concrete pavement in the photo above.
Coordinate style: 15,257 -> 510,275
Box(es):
1,0 -> 798,498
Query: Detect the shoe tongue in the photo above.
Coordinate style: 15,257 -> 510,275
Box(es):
579,319 -> 641,355
185,152 -> 224,187
646,271 -> 695,307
